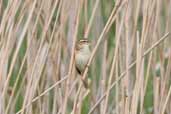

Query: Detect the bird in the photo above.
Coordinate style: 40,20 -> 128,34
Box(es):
75,38 -> 91,88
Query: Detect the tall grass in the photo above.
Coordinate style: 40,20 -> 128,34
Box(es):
0,0 -> 171,114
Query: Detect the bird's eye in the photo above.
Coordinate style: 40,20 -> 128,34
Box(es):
79,39 -> 90,44
82,40 -> 88,43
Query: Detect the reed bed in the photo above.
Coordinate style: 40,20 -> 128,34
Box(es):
0,0 -> 171,114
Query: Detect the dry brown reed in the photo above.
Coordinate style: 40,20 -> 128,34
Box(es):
0,0 -> 171,114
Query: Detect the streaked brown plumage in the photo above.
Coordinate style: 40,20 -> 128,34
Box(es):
75,39 -> 91,88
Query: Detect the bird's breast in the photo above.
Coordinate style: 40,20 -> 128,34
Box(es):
75,51 -> 90,72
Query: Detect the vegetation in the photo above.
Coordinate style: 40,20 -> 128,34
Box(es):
0,0 -> 171,114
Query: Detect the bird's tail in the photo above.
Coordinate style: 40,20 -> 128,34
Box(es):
81,77 -> 88,88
